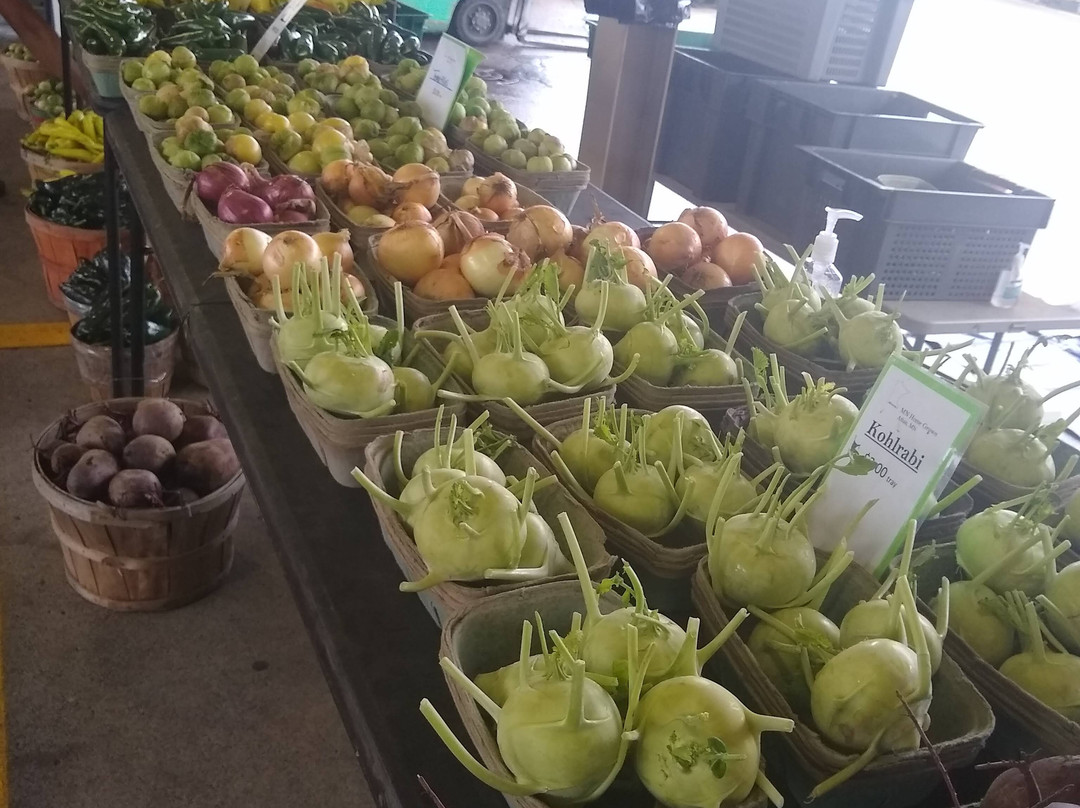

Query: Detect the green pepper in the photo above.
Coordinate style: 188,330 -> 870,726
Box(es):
378,29 -> 403,62
314,39 -> 340,62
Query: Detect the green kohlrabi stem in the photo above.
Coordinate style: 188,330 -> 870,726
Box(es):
559,512 -> 602,626
448,306 -> 481,368
392,430 -> 407,491
517,619 -> 534,690
926,476 -> 982,519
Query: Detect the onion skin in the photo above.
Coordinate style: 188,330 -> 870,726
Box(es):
507,205 -> 573,260
321,159 -> 355,198
313,230 -> 355,274
455,194 -> 480,210
392,201 -> 433,224
646,221 -> 702,272
433,210 -> 485,254
714,232 -> 763,285
569,225 -> 589,261
462,176 -> 483,197
473,207 -> 499,222
393,163 -> 441,208
615,246 -> 657,291
377,221 -> 444,285
581,221 -> 640,258
195,162 -> 250,207
477,173 -> 518,217
460,234 -> 529,297
414,266 -> 476,300
217,187 -> 274,224
552,249 -> 584,293
681,260 -> 732,290
260,175 -> 316,208
678,207 -> 729,256
219,227 -> 272,275
261,230 -> 321,289
348,163 -> 391,208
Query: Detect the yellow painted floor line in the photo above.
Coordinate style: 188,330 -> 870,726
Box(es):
0,322 -> 70,349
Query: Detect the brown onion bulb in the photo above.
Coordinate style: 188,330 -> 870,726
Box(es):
678,207 -> 729,256
414,266 -> 476,300
616,246 -> 658,291
460,234 -> 529,297
581,221 -> 640,259
433,210 -> 485,254
392,201 -> 433,224
682,260 -> 732,290
348,163 -> 391,207
393,163 -> 441,208
477,173 -> 518,217
506,205 -> 573,260
647,221 -> 702,272
376,221 -> 444,285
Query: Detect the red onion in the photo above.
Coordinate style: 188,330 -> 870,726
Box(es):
259,174 -> 316,208
217,187 -> 274,224
195,162 -> 249,208
274,198 -> 315,222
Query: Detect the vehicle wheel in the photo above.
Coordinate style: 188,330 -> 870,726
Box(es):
450,0 -> 507,46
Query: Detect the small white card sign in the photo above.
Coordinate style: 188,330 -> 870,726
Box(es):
808,355 -> 985,576
416,35 -> 484,130
251,0 -> 309,61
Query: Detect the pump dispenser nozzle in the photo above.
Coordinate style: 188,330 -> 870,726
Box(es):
811,207 -> 863,266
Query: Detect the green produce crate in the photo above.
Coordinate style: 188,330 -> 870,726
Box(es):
382,1 -> 429,37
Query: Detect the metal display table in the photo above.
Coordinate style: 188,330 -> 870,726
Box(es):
100,105 -> 648,808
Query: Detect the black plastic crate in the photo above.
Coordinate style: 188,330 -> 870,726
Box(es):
793,147 -> 1054,302
655,49 -> 780,202
738,79 -> 982,244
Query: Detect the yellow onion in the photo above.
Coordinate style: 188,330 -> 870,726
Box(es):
507,205 -> 573,260
462,176 -> 483,197
678,206 -> 729,256
460,234 -> 529,297
477,173 -> 518,217
254,272 -> 365,310
343,272 -> 366,302
313,230 -> 355,274
500,206 -> 523,220
568,225 -> 589,261
393,163 -> 440,208
219,227 -> 272,274
682,260 -> 732,290
473,207 -> 499,222
261,231 -> 322,289
376,221 -> 444,285
414,266 -> 476,300
616,245 -> 657,290
367,214 -> 396,228
647,221 -> 702,272
581,220 -> 640,259
455,194 -> 480,210
551,249 -> 584,293
348,163 -> 391,207
714,232 -> 763,286
321,159 -> 356,198
441,254 -> 461,272
433,210 -> 485,254
392,201 -> 433,224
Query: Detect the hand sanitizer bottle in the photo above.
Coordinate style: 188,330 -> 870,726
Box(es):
808,207 -> 863,297
991,243 -> 1029,308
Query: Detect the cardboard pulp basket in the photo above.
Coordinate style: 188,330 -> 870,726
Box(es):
30,398 -> 245,611
20,146 -> 102,184
440,175 -> 553,234
367,233 -> 488,323
192,191 -> 329,260
691,557 -> 995,808
412,309 -> 616,442
466,144 -> 590,214
71,330 -> 180,401
1,53 -> 51,96
952,457 -> 1080,512
225,270 -> 378,373
907,542 -> 1080,756
271,321 -> 468,486
724,293 -> 881,403
438,581 -> 770,808
529,418 -> 707,613
80,51 -> 122,98
364,435 -> 615,625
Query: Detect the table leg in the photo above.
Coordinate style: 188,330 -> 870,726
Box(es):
984,332 -> 1004,374
104,135 -> 125,398
59,14 -> 72,117
129,211 -> 145,397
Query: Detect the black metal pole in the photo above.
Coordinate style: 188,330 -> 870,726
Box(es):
129,210 -> 145,397
59,12 -> 73,116
104,133 -> 125,398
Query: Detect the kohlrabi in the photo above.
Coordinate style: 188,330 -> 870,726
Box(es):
763,296 -> 829,357
707,466 -> 861,610
998,592 -> 1080,722
421,617 -> 648,801
1039,560 -> 1080,654
964,422 -> 1066,489
838,521 -> 949,673
753,246 -> 821,315
671,311 -> 747,388
773,373 -> 858,475
575,243 -> 647,333
409,409 -> 508,486
808,576 -> 933,797
643,404 -> 716,467
672,431 -> 769,531
272,259 -> 348,368
536,281 -> 627,391
747,605 -> 840,716
743,350 -> 787,449
613,282 -> 706,386
824,286 -> 904,372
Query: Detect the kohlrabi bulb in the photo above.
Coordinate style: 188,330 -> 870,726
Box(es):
748,607 -> 840,715
935,581 -> 1015,667
956,509 -> 1053,596
709,513 -> 817,609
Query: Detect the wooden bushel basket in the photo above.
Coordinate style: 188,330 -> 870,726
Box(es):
31,398 -> 246,611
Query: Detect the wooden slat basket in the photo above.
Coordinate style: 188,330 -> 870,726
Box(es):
691,556 -> 995,808
438,581 -> 770,808
440,175 -> 553,235
363,433 -> 614,625
271,318 -> 468,486
30,398 -> 246,611
20,146 -> 102,184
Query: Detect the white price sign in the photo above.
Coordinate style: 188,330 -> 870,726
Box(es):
416,35 -> 484,130
251,0 -> 308,61
808,355 -> 985,576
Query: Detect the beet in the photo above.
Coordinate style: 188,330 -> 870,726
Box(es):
175,438 -> 240,495
122,434 -> 176,475
50,442 -> 86,483
167,487 -> 201,506
65,449 -> 120,501
981,756 -> 1080,808
132,399 -> 185,441
178,415 -> 228,447
107,469 -> 164,508
75,415 -> 125,455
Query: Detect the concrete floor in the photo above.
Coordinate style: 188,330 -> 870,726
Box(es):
0,91 -> 372,805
